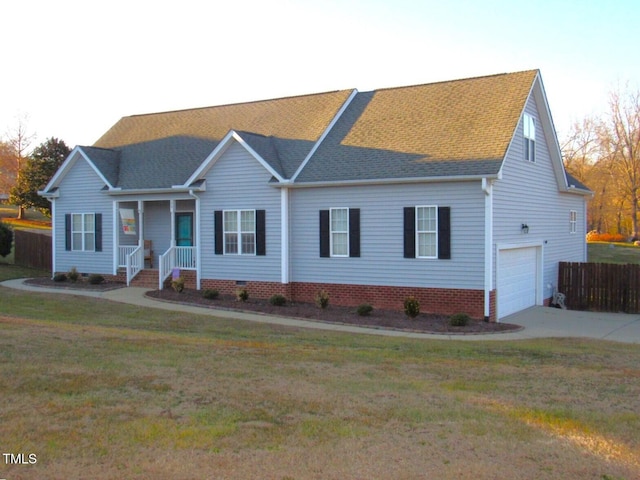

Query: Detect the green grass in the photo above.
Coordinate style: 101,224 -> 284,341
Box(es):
0,264 -> 638,479
588,241 -> 640,264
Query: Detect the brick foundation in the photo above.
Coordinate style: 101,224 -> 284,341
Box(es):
200,278 -> 487,320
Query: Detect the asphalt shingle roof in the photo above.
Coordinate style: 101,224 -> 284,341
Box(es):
82,70 -> 540,189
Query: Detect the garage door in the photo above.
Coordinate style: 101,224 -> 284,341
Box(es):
497,247 -> 537,319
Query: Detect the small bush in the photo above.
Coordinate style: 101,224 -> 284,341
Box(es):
356,303 -> 373,316
171,277 -> 185,293
203,289 -> 219,300
404,296 -> 420,319
88,274 -> 104,285
0,222 -> 13,258
236,287 -> 249,302
586,230 -> 626,243
315,290 -> 329,309
449,313 -> 470,327
269,294 -> 287,306
68,267 -> 80,283
53,273 -> 67,282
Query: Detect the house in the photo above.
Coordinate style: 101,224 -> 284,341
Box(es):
39,69 -> 591,321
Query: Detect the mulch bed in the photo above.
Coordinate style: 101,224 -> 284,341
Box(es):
145,288 -> 522,335
24,277 -> 522,334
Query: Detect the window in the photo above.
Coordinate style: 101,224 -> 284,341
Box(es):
223,210 -> 255,255
404,206 -> 450,260
71,213 -> 95,251
570,210 -> 577,234
416,206 -> 437,258
331,208 -> 349,256
319,208 -> 360,258
524,113 -> 536,162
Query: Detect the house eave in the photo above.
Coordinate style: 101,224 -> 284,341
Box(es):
279,174 -> 500,189
106,184 -> 206,196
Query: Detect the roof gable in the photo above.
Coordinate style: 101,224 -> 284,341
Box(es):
41,146 -> 116,195
295,70 -> 539,183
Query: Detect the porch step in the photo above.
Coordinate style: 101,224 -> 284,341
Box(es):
129,269 -> 160,289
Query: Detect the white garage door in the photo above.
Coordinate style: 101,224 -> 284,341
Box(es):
498,247 -> 537,319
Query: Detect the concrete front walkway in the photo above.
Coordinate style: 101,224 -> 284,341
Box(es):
2,278 -> 640,343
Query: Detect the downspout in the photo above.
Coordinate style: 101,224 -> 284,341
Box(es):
113,201 -> 118,275
189,190 -> 201,290
47,197 -> 56,278
482,178 -> 493,321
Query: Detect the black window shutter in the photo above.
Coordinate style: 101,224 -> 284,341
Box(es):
65,214 -> 71,251
94,213 -> 102,252
256,210 -> 266,256
438,206 -> 451,260
319,210 -> 330,257
349,208 -> 360,257
403,207 -> 415,258
214,210 -> 223,255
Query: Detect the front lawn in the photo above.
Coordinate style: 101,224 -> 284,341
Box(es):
0,279 -> 638,479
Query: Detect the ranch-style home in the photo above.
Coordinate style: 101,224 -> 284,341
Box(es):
39,69 -> 590,321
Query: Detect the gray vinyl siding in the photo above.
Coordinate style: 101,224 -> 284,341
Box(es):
53,155 -> 113,274
493,94 -> 587,299
199,142 -> 281,282
290,182 -> 485,289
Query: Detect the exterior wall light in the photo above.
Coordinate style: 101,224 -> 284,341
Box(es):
521,223 -> 529,234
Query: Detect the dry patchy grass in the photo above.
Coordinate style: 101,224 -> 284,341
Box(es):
0,288 -> 639,480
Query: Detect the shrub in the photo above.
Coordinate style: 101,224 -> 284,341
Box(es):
449,313 -> 470,327
356,303 -> 373,316
0,222 -> 12,258
404,296 -> 420,319
88,274 -> 104,285
269,294 -> 287,306
171,277 -> 185,293
315,290 -> 329,309
236,287 -> 249,302
53,273 -> 67,282
203,289 -> 219,300
586,230 -> 626,243
67,267 -> 79,282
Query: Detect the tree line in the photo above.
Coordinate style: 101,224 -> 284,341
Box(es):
0,119 -> 70,218
562,87 -> 640,238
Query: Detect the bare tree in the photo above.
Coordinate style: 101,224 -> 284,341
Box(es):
599,88 -> 640,238
5,115 -> 36,219
0,140 -> 17,199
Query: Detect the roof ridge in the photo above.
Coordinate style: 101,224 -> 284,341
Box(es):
124,89 -> 355,119
364,69 -> 539,94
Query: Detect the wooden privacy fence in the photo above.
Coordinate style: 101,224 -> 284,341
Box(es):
558,262 -> 640,313
14,229 -> 52,271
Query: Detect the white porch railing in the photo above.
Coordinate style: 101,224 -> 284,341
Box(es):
125,245 -> 143,286
158,246 -> 197,290
118,246 -> 138,268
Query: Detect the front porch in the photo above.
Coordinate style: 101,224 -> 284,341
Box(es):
115,198 -> 199,289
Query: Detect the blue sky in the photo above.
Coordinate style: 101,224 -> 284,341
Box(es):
2,0 -> 638,148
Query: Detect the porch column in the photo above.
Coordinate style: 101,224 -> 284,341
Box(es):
138,200 -> 144,248
170,199 -> 176,247
281,187 -> 290,284
112,201 -> 118,275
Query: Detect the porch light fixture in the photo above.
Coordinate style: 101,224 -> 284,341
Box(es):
521,223 -> 529,234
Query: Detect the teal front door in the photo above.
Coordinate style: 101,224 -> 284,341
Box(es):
176,213 -> 193,247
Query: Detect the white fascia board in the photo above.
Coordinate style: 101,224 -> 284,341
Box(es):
79,148 -> 116,190
291,89 -> 359,182
184,130 -> 284,186
276,173 -> 499,189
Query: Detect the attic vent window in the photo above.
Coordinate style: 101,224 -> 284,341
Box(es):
524,113 -> 536,162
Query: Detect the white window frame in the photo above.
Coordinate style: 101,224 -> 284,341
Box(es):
330,207 -> 349,257
71,213 -> 95,252
570,210 -> 577,234
416,206 -> 438,259
524,113 -> 536,162
223,209 -> 256,255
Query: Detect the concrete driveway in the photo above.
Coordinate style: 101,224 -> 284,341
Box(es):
2,279 -> 640,343
501,306 -> 640,344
